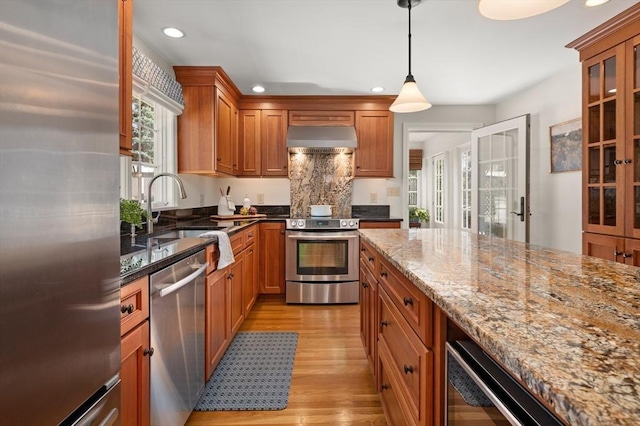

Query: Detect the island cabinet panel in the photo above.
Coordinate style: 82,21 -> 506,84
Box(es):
288,110 -> 355,127
259,222 -> 286,293
120,276 -> 150,426
568,6 -> 640,260
360,221 -> 401,229
261,110 -> 288,176
378,356 -> 411,426
355,110 -> 394,177
359,260 -> 378,378
118,0 -> 132,156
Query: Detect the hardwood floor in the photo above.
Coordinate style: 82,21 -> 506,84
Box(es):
185,294 -> 388,425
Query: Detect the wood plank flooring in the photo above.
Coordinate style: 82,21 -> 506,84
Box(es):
185,294 -> 388,425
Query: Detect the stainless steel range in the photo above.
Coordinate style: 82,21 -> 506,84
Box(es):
285,218 -> 360,304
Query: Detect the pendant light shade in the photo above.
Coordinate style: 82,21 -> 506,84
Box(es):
478,0 -> 570,20
390,0 -> 431,114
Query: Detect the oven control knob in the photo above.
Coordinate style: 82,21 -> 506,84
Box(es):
297,220 -> 305,228
289,219 -> 297,228
341,220 -> 347,227
349,220 -> 355,227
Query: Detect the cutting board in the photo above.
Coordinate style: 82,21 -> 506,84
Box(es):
210,214 -> 267,220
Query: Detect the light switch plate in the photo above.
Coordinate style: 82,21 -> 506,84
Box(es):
257,193 -> 265,204
370,192 -> 378,203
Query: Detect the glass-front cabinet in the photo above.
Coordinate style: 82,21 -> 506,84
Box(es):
626,35 -> 640,240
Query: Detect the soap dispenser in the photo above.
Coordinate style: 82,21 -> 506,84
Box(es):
243,194 -> 251,209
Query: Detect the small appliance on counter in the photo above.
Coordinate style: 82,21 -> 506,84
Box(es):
217,186 -> 235,216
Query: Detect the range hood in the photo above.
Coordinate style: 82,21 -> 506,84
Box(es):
286,126 -> 357,154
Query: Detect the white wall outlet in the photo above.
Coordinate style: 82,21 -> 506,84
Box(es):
370,192 -> 378,203
257,193 -> 265,204
199,193 -> 205,206
387,187 -> 400,197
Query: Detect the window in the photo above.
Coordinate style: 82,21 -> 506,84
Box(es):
433,154 -> 445,224
461,150 -> 472,230
120,93 -> 178,208
408,169 -> 420,207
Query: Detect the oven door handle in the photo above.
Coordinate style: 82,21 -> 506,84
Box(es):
287,233 -> 359,240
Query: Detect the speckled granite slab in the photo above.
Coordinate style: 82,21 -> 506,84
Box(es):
359,229 -> 639,426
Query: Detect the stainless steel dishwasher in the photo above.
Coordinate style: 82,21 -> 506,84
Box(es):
150,250 -> 207,426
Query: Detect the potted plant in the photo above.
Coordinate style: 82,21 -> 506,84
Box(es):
120,198 -> 149,232
409,207 -> 430,227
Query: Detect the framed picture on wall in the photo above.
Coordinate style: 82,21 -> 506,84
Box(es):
550,118 -> 582,173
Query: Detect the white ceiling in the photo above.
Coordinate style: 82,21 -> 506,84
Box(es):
134,0 -> 634,105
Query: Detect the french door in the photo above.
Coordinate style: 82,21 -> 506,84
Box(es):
471,115 -> 530,243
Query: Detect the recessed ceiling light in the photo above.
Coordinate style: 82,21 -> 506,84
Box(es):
162,27 -> 184,38
585,0 -> 610,6
371,87 -> 385,93
252,85 -> 265,93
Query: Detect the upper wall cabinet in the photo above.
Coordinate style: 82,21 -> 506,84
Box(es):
237,109 -> 288,177
354,110 -> 394,177
118,0 -> 133,156
567,3 -> 640,262
288,110 -> 354,127
174,67 -> 241,176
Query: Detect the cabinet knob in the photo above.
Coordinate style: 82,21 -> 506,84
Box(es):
361,248 -> 366,252
362,281 -> 369,288
380,320 -> 389,327
614,251 -> 623,257
368,256 -> 374,262
380,271 -> 388,278
624,159 -> 632,164
403,296 -> 414,306
216,157 -> 222,161
403,365 -> 414,374
143,347 -> 154,357
121,304 -> 134,314
381,384 -> 390,391
613,159 -> 623,165
622,252 -> 633,258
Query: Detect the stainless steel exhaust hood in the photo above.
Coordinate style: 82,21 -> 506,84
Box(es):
286,126 -> 357,154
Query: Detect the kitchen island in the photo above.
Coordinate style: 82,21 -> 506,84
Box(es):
359,228 -> 639,426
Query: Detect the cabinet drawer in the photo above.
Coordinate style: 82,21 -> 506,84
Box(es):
244,225 -> 257,247
230,231 -> 245,256
379,257 -> 432,347
360,239 -> 379,276
288,110 -> 354,127
379,287 -> 431,424
206,243 -> 219,273
378,354 -> 412,426
120,276 -> 149,336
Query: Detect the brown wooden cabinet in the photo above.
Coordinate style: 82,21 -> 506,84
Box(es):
355,110 -> 394,177
174,67 -> 241,176
205,266 -> 228,380
583,232 -> 640,266
238,109 -> 262,176
118,0 -> 132,156
242,226 -> 260,313
261,110 -> 288,176
288,110 -> 355,127
359,221 -> 401,229
568,5 -> 640,262
120,276 -> 150,426
259,221 -> 286,293
360,239 -> 379,379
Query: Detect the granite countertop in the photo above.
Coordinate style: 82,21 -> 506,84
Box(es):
359,228 -> 639,426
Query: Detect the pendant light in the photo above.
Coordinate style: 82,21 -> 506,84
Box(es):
389,0 -> 432,113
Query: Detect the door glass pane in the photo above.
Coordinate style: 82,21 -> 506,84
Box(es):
635,186 -> 640,229
634,45 -> 639,89
603,100 -> 616,140
635,139 -> 640,181
588,105 -> 600,143
589,146 -> 600,184
635,92 -> 640,135
603,187 -> 616,226
588,63 -> 600,103
478,135 -> 491,162
491,134 -> 505,159
589,187 -> 600,225
604,56 -> 616,96
603,144 -> 616,183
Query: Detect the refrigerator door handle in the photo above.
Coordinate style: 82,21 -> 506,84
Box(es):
158,263 -> 208,297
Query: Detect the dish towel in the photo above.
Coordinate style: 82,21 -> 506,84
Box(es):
198,231 -> 235,269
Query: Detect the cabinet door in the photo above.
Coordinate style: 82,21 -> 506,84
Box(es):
625,35 -> 640,239
288,110 -> 355,127
238,110 -> 262,176
582,45 -> 626,237
215,87 -> 235,175
205,269 -> 228,379
243,241 -> 259,314
118,0 -> 132,156
624,238 -> 640,266
178,86 -> 214,174
229,251 -> 245,336
359,221 -> 401,229
261,110 -> 288,176
120,321 -> 150,426
355,111 -> 394,177
259,222 -> 286,293
359,265 -> 370,361
583,232 -> 625,262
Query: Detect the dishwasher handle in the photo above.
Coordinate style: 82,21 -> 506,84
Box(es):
158,262 -> 209,298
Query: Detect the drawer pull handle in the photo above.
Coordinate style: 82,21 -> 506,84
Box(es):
380,271 -> 388,278
143,347 -> 154,357
361,248 -> 366,252
613,159 -> 623,165
624,159 -> 632,164
403,297 -> 413,306
227,273 -> 234,280
380,320 -> 389,327
403,365 -> 414,374
121,304 -> 134,314
362,281 -> 369,288
614,251 -> 623,257
381,384 -> 390,391
622,252 -> 632,258
368,256 -> 374,262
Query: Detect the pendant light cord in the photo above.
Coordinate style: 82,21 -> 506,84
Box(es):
407,1 -> 412,78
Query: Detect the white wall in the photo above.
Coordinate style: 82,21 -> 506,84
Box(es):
496,64 -> 582,253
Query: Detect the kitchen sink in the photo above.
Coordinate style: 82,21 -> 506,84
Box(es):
152,228 -> 228,240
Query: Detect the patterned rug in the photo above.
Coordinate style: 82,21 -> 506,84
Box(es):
448,353 -> 494,407
194,332 -> 298,411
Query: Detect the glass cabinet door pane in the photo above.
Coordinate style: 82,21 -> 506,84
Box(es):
603,100 -> 616,140
635,92 -> 640,135
604,56 -> 616,96
603,187 -> 617,226
635,186 -> 640,230
589,63 -> 600,103
589,147 -> 600,184
603,144 -> 617,183
588,105 -> 600,143
589,188 -> 600,224
635,45 -> 639,89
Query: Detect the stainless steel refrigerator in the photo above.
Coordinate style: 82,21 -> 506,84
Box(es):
0,1 -> 121,424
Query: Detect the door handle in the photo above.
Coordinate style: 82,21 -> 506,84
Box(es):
510,196 -> 526,222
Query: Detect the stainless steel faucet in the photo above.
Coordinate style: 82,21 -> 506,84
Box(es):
146,173 -> 187,234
